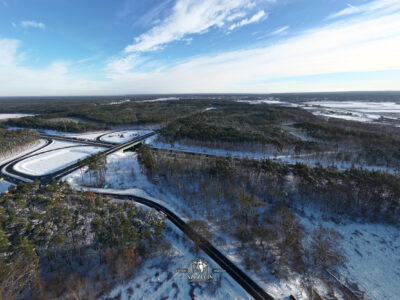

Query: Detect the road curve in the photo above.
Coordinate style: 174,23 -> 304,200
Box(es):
99,192 -> 274,300
1,131 -> 275,300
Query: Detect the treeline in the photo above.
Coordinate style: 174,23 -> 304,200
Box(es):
5,116 -> 107,133
0,181 -> 166,299
0,129 -> 39,157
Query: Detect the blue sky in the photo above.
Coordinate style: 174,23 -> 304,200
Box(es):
0,0 -> 399,95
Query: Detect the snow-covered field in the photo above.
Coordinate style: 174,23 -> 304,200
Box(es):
303,101 -> 400,124
300,212 -> 400,300
238,99 -> 400,125
14,146 -> 104,176
100,130 -> 152,144
0,113 -> 35,120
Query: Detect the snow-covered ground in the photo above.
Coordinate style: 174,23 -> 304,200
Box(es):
64,153 -> 311,299
236,98 -> 400,125
0,113 -> 35,120
100,130 -> 152,144
34,140 -> 85,154
104,220 -> 251,300
303,101 -> 400,124
300,212 -> 400,300
65,151 -> 400,299
14,146 -> 104,176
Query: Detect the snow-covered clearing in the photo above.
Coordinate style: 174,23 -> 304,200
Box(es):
100,130 -> 152,144
300,212 -> 400,300
0,113 -> 35,120
14,146 -> 105,176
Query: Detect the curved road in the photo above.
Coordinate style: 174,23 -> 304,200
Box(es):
0,132 -> 274,300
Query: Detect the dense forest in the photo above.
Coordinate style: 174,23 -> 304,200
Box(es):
4,116 -> 107,133
0,181 -> 167,299
1,99 -> 213,128
159,101 -> 400,168
0,129 -> 40,158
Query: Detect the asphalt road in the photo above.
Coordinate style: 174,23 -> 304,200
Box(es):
0,131 -> 275,300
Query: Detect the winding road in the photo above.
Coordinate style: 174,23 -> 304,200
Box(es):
0,131 -> 274,300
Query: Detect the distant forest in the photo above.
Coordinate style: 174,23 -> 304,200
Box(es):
1,99 -> 213,131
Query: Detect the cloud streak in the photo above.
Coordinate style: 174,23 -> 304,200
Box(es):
125,0 -> 266,52
229,10 -> 267,30
21,20 -> 46,30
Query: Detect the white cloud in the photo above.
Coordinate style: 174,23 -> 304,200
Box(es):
105,54 -> 143,76
125,0 -> 263,52
1,0 -> 400,95
271,25 -> 289,35
327,0 -> 400,19
229,10 -> 267,30
108,3 -> 400,93
21,20 -> 46,30
0,39 -> 95,96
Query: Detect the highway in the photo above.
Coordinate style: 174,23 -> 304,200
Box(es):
0,131 -> 274,300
